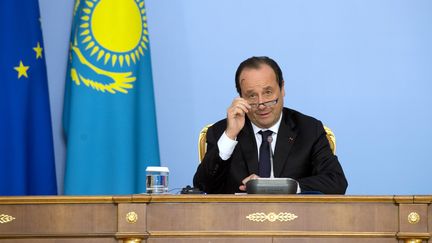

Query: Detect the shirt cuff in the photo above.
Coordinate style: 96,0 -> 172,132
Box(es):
217,132 -> 238,160
296,183 -> 301,193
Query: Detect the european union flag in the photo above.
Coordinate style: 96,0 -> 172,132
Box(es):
0,0 -> 57,195
63,0 -> 160,194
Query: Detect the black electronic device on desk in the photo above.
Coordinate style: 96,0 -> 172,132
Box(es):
246,178 -> 298,194
180,185 -> 205,194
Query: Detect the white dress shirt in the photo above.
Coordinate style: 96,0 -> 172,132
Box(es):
217,114 -> 282,169
216,114 -> 301,193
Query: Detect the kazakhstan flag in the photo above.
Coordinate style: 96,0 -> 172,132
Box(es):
63,0 -> 160,194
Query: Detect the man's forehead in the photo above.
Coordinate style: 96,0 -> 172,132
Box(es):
239,66 -> 277,85
240,64 -> 276,80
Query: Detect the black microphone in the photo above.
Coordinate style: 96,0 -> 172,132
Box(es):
246,134 -> 299,194
267,135 -> 274,178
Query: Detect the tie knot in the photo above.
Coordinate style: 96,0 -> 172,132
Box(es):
259,130 -> 273,141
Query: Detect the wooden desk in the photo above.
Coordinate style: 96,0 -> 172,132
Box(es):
0,195 -> 431,242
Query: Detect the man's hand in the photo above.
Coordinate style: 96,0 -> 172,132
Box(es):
239,174 -> 260,191
225,97 -> 251,140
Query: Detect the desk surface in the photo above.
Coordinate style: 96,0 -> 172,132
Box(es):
0,195 -> 431,243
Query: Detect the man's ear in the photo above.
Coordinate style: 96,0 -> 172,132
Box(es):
281,80 -> 285,97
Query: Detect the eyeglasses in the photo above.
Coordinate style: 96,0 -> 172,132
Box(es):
249,98 -> 278,109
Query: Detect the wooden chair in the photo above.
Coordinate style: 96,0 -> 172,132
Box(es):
198,124 -> 336,162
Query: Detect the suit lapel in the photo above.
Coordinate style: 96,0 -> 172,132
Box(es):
238,120 -> 259,175
273,110 -> 297,177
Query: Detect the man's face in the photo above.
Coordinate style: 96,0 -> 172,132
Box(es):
239,64 -> 285,129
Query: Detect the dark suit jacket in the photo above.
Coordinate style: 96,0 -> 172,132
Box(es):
193,107 -> 348,194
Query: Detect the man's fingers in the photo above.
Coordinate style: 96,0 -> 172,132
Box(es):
235,103 -> 250,114
226,97 -> 250,140
232,105 -> 248,117
239,174 -> 259,191
231,98 -> 251,111
242,174 -> 258,184
228,103 -> 249,119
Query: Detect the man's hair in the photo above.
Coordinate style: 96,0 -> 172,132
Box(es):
235,56 -> 284,95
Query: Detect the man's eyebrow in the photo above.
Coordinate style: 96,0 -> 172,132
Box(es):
244,86 -> 273,94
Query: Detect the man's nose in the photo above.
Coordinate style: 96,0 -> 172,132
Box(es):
256,97 -> 266,109
257,96 -> 265,104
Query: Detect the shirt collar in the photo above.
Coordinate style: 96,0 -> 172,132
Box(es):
251,112 -> 283,135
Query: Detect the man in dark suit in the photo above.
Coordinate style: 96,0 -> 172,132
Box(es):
193,56 -> 347,194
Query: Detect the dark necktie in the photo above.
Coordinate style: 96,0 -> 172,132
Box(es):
258,130 -> 273,177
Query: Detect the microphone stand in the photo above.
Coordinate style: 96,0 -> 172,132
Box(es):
267,135 -> 275,178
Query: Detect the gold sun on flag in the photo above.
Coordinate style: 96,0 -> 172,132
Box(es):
69,0 -> 150,94
79,0 -> 148,67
